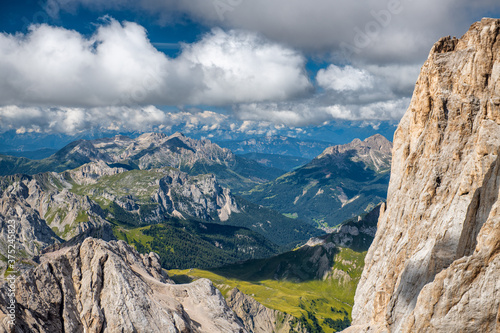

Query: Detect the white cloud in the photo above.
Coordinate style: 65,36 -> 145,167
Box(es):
363,64 -> 421,95
234,97 -> 410,126
317,65 -> 373,91
0,105 -> 171,134
179,28 -> 311,105
0,19 -> 311,108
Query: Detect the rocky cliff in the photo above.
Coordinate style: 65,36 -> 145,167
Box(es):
0,175 -> 62,279
0,238 -> 246,333
345,18 -> 500,332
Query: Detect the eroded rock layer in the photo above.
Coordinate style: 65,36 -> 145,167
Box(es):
0,238 -> 246,333
345,18 -> 500,333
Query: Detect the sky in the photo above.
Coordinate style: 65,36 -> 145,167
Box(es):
0,0 -> 499,144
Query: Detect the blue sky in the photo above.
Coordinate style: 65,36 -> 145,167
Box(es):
0,0 -> 499,144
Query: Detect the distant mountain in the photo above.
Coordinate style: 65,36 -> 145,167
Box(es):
217,136 -> 334,159
238,152 -> 310,171
68,162 -> 321,246
0,132 -> 284,192
243,134 -> 392,228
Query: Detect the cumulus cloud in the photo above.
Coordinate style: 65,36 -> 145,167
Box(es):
317,65 -> 374,92
0,18 -> 311,108
234,97 -> 410,127
179,28 -> 311,105
6,0 -> 494,134
0,103 -> 306,137
1,105 -> 171,134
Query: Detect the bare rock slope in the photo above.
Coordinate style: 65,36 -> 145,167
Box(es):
0,238 -> 246,333
344,18 -> 500,332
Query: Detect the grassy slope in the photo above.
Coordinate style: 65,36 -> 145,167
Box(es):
169,247 -> 365,332
71,168 -> 167,204
0,141 -> 92,176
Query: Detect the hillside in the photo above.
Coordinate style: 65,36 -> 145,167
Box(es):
0,161 -> 305,275
244,135 -> 392,228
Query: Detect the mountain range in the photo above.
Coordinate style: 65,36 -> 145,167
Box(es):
0,132 -> 285,192
0,126 -> 389,332
0,119 -> 392,332
217,136 -> 334,159
0,156 -> 325,277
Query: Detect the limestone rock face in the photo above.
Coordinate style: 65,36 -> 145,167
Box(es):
0,238 -> 246,333
153,169 -> 240,222
0,175 -> 61,277
345,18 -> 500,333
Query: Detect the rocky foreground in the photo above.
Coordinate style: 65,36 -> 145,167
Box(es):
344,18 -> 500,332
0,238 -> 246,333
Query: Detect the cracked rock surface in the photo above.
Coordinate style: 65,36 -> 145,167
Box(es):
0,238 -> 246,333
344,18 -> 500,333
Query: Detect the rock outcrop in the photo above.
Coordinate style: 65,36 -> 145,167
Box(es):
0,175 -> 61,278
345,18 -> 500,332
0,238 -> 246,333
226,288 -> 306,333
153,169 -> 240,222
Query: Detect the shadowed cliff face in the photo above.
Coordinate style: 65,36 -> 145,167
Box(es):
345,18 -> 500,333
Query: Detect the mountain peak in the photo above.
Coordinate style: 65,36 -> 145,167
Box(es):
317,135 -> 392,173
168,132 -> 185,138
137,132 -> 167,141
